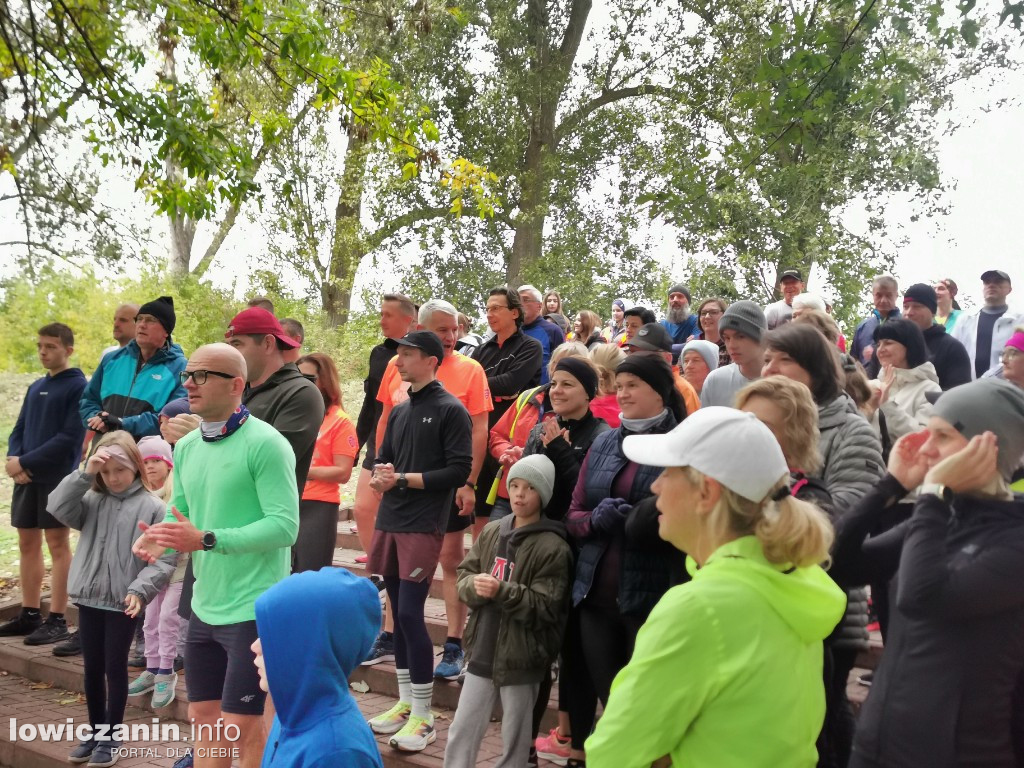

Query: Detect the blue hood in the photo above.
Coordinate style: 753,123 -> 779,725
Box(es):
255,568 -> 379,730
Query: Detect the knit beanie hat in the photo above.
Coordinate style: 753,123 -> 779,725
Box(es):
681,340 -> 719,372
506,454 -> 556,509
667,283 -> 691,302
874,317 -> 929,368
612,298 -> 626,311
903,283 -> 938,315
159,397 -> 192,420
933,378 -> 1024,480
718,300 -> 767,343
138,296 -> 176,335
616,355 -> 680,415
554,357 -> 598,400
137,436 -> 174,469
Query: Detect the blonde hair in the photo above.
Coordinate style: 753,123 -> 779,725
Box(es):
549,341 -> 589,379
90,432 -> 145,493
154,468 -> 174,503
589,343 -> 626,395
735,377 -> 822,473
793,309 -> 840,346
684,468 -> 834,568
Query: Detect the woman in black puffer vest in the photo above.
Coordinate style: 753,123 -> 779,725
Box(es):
563,355 -> 685,765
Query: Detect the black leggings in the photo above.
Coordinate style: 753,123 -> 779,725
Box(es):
293,499 -> 339,572
384,577 -> 433,684
572,605 -> 639,750
541,606 -> 599,751
78,604 -> 138,734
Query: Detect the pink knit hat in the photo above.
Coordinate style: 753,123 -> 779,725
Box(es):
137,436 -> 173,469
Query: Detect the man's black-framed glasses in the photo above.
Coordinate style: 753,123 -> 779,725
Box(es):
179,369 -> 234,385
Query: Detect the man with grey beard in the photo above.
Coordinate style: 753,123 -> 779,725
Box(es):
660,283 -> 701,360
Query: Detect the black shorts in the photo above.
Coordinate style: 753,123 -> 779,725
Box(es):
185,615 -> 265,715
446,500 -> 473,533
11,482 -> 65,529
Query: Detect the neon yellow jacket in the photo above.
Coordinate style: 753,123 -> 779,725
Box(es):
585,535 -> 845,768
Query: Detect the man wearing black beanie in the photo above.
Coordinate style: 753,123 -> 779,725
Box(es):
901,283 -> 971,390
79,296 -> 187,440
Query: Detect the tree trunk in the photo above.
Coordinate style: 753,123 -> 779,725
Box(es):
507,0 -> 592,286
160,34 -> 197,276
324,134 -> 369,327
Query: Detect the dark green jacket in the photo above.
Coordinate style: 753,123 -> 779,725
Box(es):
458,515 -> 573,686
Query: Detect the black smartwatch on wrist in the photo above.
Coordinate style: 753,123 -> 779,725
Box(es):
202,531 -> 217,551
396,473 -> 409,491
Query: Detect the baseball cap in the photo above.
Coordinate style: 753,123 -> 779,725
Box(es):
780,269 -> 803,282
625,323 -> 673,353
981,270 -> 1011,284
622,407 -> 788,502
225,308 -> 301,349
386,330 -> 445,364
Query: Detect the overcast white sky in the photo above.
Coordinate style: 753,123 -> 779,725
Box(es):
2,16 -> 1023,315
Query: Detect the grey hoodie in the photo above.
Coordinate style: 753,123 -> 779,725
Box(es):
48,471 -> 175,611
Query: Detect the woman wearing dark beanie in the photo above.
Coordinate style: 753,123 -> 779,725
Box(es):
523,357 -> 611,765
560,355 -> 683,766
867,318 -> 940,451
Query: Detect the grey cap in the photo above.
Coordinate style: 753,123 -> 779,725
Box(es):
506,454 -> 557,509
933,378 -> 1024,480
681,340 -> 720,372
719,300 -> 768,343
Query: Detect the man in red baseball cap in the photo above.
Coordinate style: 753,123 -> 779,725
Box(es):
224,307 -> 323,491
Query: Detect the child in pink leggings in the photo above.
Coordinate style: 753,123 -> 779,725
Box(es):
127,437 -> 186,709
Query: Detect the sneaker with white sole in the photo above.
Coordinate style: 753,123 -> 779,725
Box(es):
368,701 -> 411,734
388,714 -> 435,752
433,642 -> 465,681
127,671 -> 156,696
152,672 -> 177,708
535,726 -> 571,765
361,632 -> 395,666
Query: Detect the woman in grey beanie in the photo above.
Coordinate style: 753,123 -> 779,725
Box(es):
832,378 -> 1024,768
680,340 -> 718,395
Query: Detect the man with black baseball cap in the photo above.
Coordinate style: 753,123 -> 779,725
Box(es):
952,270 -> 1022,379
764,269 -> 805,330
365,329 -> 473,753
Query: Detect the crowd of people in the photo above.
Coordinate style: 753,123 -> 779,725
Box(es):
2,268 -> 1023,768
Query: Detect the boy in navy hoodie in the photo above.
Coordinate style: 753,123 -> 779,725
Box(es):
253,568 -> 383,768
1,323 -> 86,644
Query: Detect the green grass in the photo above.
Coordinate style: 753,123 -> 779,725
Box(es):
0,374 -> 36,585
0,373 -> 369,586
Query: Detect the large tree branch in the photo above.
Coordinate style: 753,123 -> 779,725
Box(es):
556,84 -> 677,142
9,86 -> 86,163
366,205 -> 451,251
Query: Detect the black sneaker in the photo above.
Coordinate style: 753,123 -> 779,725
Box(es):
68,738 -> 96,764
173,654 -> 184,673
53,631 -> 82,657
86,741 -> 119,767
0,611 -> 42,637
127,649 -> 146,669
24,615 -> 70,646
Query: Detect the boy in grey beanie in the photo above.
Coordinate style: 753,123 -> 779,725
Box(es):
700,302 -> 768,407
447,452 -> 571,768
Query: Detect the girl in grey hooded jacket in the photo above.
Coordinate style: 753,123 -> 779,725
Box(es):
47,434 -> 174,765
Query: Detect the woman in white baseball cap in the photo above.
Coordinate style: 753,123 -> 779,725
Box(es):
585,406 -> 845,768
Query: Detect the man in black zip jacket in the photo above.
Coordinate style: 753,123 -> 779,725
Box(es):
901,283 -> 972,391
471,287 -> 543,524
365,331 -> 473,753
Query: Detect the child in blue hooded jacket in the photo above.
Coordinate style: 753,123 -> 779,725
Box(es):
253,568 -> 383,768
